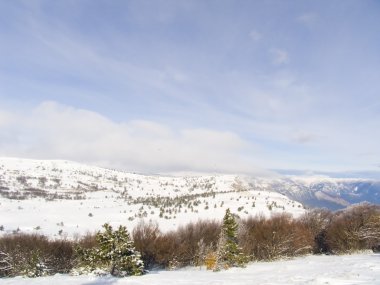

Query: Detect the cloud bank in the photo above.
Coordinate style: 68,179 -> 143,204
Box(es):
0,102 -> 265,175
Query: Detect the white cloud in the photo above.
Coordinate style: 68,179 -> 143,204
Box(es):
270,48 -> 289,65
0,101 -> 266,175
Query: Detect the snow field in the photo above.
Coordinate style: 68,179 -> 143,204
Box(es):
2,253 -> 379,285
0,158 -> 304,238
0,189 -> 304,238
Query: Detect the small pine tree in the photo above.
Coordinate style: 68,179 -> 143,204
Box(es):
75,223 -> 144,277
215,209 -> 248,270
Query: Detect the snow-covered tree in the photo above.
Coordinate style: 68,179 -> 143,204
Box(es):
75,223 -> 144,277
215,209 -> 248,270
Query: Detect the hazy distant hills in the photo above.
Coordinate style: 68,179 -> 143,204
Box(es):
251,176 -> 380,210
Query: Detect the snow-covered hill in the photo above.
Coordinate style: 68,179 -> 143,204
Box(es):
0,157 -> 304,238
1,157 -> 379,238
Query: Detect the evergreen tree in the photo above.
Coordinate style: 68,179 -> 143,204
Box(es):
75,223 -> 144,277
216,209 -> 248,269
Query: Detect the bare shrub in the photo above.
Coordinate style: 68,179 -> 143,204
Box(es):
299,209 -> 333,253
174,220 -> 220,266
240,213 -> 313,261
45,239 -> 74,273
0,233 -> 74,277
76,232 -> 97,249
133,219 -> 220,269
133,221 -> 161,269
152,231 -> 178,268
326,203 -> 380,253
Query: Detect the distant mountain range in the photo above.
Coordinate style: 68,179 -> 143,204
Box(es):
247,176 -> 380,210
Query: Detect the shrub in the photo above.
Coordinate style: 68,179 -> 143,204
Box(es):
240,213 -> 313,261
132,221 -> 161,269
299,209 -> 332,254
75,223 -> 144,277
0,234 -> 74,277
133,219 -> 220,269
174,220 -> 220,267
326,203 -> 380,253
204,251 -> 217,270
0,250 -> 12,277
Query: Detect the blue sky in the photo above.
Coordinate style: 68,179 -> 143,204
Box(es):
0,0 -> 380,174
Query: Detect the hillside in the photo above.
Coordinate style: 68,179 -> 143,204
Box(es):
1,157 -> 379,238
0,157 -> 304,237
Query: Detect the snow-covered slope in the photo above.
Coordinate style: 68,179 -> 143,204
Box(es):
1,157 -> 379,237
2,253 -> 380,285
0,158 -> 304,238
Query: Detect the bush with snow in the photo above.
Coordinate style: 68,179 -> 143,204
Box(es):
75,223 -> 144,277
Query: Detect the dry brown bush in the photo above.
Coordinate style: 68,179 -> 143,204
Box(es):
133,219 -> 220,269
153,231 -> 178,268
76,232 -> 97,249
46,239 -> 74,273
133,221 -> 161,269
174,220 -> 220,266
0,233 -> 74,277
299,209 -> 333,253
326,203 -> 380,253
240,213 -> 313,261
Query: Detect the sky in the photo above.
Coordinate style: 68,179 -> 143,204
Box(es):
0,0 -> 380,175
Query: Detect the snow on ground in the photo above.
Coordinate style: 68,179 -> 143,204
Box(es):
0,188 -> 304,237
2,253 -> 380,284
0,157 -> 305,237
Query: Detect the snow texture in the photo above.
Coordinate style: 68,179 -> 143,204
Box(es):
1,253 -> 380,284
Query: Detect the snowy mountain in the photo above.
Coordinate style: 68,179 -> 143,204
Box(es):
0,157 -> 304,237
0,157 -> 379,238
246,176 -> 380,210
